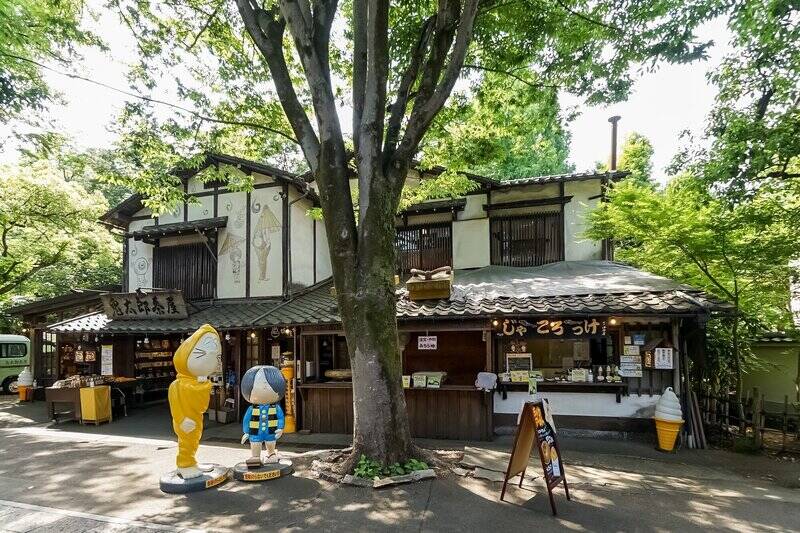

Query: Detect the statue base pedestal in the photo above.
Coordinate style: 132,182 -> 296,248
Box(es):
233,459 -> 294,482
160,465 -> 231,494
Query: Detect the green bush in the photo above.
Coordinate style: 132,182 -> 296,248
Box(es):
353,455 -> 429,479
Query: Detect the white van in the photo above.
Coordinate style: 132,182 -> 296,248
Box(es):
0,335 -> 31,394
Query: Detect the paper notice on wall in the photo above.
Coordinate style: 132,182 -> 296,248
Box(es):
623,345 -> 640,356
101,345 -> 114,376
572,341 -> 589,360
624,336 -> 632,345
654,347 -> 674,369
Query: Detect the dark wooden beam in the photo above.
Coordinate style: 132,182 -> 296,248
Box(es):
483,196 -> 573,212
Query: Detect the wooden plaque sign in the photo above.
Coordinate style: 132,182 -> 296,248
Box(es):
500,400 -> 570,515
101,290 -> 188,320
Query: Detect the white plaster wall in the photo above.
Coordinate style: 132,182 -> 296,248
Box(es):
490,182 -> 559,203
249,187 -> 284,297
290,191 -> 315,288
187,195 -> 214,221
158,203 -> 184,224
453,218 -> 490,269
494,391 -> 659,419
458,194 -> 487,220
216,191 -> 248,298
401,212 -> 452,226
252,171 -> 276,186
315,219 -> 332,281
187,176 -> 205,195
564,180 -> 603,261
133,207 -> 152,217
127,220 -> 153,292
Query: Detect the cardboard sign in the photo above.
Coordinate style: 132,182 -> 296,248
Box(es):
417,336 -> 438,350
654,347 -> 674,369
500,400 -> 570,515
101,290 -> 188,320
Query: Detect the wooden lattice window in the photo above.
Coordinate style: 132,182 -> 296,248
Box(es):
153,242 -> 216,300
395,223 -> 453,274
490,212 -> 563,267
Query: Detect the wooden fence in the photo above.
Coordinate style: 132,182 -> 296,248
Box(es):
697,387 -> 800,452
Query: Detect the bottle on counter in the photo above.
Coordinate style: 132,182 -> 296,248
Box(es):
596,366 -> 604,382
587,368 -> 593,382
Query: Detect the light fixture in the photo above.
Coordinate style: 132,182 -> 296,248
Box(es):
608,318 -> 618,326
225,332 -> 231,341
491,319 -> 499,327
21,327 -> 27,334
94,335 -> 99,342
143,335 -> 149,344
250,331 -> 256,339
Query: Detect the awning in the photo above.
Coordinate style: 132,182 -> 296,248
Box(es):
131,216 -> 227,244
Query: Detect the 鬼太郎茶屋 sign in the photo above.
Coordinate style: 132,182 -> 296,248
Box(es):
101,290 -> 189,320
497,318 -> 607,338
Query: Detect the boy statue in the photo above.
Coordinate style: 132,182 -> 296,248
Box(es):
240,365 -> 286,466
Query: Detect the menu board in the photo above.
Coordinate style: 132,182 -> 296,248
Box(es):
500,400 -> 571,515
619,354 -> 643,378
101,345 -> 114,376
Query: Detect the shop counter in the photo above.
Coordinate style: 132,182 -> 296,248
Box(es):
497,381 -> 628,403
298,382 -> 492,440
45,387 -> 82,423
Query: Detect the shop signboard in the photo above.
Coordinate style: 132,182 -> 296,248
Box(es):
654,347 -> 674,369
498,318 -> 605,339
417,336 -> 438,350
500,400 -> 570,515
101,345 -> 114,375
101,290 -> 188,320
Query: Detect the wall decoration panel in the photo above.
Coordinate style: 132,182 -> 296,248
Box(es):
216,191 -> 247,298
249,188 -> 284,297
127,220 -> 153,291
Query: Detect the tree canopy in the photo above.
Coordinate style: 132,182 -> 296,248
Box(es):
0,160 -> 121,303
0,0 -> 99,135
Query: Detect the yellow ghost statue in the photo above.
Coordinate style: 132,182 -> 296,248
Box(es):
168,324 -> 221,479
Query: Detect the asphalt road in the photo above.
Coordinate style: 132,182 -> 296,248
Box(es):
0,399 -> 799,532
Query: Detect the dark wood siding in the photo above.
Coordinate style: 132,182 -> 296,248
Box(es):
153,242 -> 216,300
299,384 -> 491,440
395,222 -> 452,274
490,211 -> 563,267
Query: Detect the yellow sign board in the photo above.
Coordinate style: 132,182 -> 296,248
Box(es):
205,471 -> 229,488
243,469 -> 281,481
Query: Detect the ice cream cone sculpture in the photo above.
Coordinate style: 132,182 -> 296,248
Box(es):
654,387 -> 683,452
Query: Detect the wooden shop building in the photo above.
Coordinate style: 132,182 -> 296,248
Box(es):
11,154 -> 728,439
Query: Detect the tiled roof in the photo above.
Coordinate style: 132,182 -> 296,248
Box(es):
131,216 -> 228,242
751,332 -> 799,344
48,262 -> 729,333
491,170 -> 628,187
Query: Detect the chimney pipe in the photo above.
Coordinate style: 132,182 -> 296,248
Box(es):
608,115 -> 621,171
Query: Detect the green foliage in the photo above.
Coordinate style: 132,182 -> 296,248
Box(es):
421,75 -> 572,179
353,454 -> 429,479
618,133 -> 655,186
102,0 -> 722,208
0,160 -> 121,306
597,132 -> 655,186
0,0 -> 100,130
586,175 -> 800,393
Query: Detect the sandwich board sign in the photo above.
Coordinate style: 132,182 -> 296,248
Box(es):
500,399 -> 571,515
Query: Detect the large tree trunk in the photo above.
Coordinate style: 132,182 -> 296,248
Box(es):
330,166 -> 414,465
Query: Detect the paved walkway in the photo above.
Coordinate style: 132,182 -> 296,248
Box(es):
1,396 -> 799,532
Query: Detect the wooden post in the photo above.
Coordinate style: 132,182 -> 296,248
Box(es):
781,395 -> 788,452
753,389 -> 763,449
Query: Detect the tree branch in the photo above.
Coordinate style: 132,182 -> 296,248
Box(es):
352,0 -> 367,154
396,0 -> 480,163
0,52 -> 299,144
234,1 -> 320,168
462,63 -> 561,89
553,0 -> 621,33
383,16 -> 436,159
356,0 -> 390,221
185,1 -> 223,51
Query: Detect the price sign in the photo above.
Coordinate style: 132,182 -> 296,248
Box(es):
417,336 -> 438,350
654,347 -> 674,369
